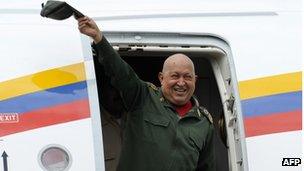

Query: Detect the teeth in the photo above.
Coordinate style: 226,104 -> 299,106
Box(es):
174,88 -> 186,92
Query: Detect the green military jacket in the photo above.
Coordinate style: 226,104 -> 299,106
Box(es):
93,36 -> 215,171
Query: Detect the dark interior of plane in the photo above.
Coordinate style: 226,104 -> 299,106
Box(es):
94,50 -> 229,170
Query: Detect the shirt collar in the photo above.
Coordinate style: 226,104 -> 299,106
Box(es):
159,90 -> 202,119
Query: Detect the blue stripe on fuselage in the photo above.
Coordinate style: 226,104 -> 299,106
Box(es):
241,91 -> 302,117
0,81 -> 88,113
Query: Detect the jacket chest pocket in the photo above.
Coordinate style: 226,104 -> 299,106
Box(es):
188,129 -> 205,152
142,115 -> 171,144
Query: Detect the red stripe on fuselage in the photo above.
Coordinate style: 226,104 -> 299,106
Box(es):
244,110 -> 302,137
0,99 -> 90,137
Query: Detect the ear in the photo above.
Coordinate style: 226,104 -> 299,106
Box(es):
158,72 -> 164,85
194,75 -> 198,83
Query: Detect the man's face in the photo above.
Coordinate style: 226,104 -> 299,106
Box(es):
159,55 -> 196,106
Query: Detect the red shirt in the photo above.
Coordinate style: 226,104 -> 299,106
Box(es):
175,101 -> 192,117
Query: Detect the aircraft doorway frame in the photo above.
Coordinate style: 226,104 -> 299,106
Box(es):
102,32 -> 248,171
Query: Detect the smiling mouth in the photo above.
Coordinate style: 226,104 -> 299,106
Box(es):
173,87 -> 187,94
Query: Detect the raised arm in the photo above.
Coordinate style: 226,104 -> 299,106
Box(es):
78,17 -> 147,112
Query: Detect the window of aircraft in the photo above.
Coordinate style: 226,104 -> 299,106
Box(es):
93,32 -> 246,171
38,145 -> 72,171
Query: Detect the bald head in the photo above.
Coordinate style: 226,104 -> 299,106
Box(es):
162,53 -> 195,74
159,53 -> 197,106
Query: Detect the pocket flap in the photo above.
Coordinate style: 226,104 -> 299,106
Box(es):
189,130 -> 204,150
144,115 -> 170,127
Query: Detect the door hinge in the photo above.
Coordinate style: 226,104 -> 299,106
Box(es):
226,95 -> 236,127
226,95 -> 235,113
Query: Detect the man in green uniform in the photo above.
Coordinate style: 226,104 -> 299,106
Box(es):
78,17 -> 215,171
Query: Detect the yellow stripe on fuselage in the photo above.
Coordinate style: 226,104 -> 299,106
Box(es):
239,72 -> 302,100
0,63 -> 86,101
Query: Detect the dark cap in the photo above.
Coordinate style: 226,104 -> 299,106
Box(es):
40,0 -> 84,20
